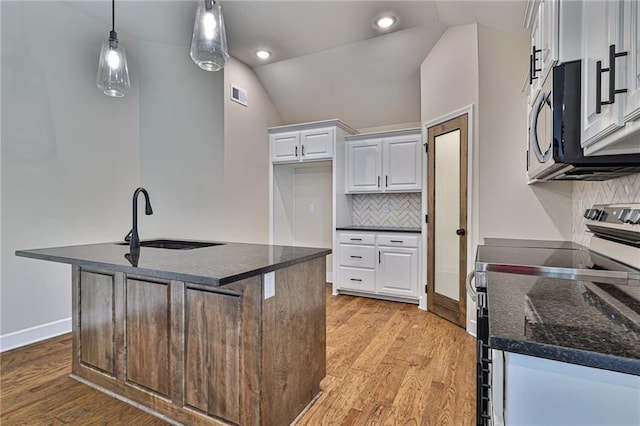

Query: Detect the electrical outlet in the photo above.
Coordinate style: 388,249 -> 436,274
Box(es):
382,203 -> 389,213
264,271 -> 275,299
309,203 -> 315,213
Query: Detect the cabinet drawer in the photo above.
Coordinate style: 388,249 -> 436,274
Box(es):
337,267 -> 375,292
377,234 -> 418,248
338,233 -> 375,245
338,245 -> 375,268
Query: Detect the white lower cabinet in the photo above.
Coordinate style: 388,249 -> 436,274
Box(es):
335,231 -> 420,302
378,247 -> 418,298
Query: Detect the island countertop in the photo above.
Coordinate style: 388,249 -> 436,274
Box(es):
16,240 -> 331,287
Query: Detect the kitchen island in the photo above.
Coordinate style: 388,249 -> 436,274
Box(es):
16,240 -> 330,426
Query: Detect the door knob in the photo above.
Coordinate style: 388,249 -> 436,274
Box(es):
456,228 -> 466,236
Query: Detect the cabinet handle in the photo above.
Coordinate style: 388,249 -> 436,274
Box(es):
295,145 -> 298,157
302,145 -> 305,156
377,176 -> 380,188
385,175 -> 388,187
350,255 -> 362,259
379,251 -> 381,264
390,240 -> 403,243
529,45 -> 542,85
350,278 -> 362,282
596,44 -> 628,114
350,238 -> 362,241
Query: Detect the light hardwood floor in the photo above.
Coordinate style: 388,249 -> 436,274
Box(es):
1,285 -> 476,425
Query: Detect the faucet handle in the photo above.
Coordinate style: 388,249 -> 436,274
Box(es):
124,229 -> 133,242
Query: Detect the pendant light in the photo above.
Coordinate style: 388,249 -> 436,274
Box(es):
190,0 -> 229,72
97,0 -> 131,97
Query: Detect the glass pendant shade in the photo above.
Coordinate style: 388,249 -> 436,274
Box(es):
97,31 -> 131,97
190,0 -> 229,72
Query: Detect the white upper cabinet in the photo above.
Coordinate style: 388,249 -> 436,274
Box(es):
622,0 -> 640,122
271,131 -> 300,163
270,123 -> 342,164
525,0 -> 581,105
347,139 -> 382,192
346,129 -> 422,194
529,0 -> 558,98
300,127 -> 334,161
580,0 -> 640,155
383,135 -> 422,192
581,0 -> 624,147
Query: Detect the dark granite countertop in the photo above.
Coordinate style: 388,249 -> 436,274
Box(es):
336,226 -> 421,234
16,240 -> 331,287
486,271 -> 640,376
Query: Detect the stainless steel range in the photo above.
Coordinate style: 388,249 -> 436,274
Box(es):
471,203 -> 640,426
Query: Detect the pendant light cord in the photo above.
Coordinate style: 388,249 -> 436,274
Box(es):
112,0 -> 115,32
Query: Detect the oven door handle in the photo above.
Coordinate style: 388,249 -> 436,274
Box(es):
466,270 -> 477,302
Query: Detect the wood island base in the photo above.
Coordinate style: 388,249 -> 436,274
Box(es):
71,257 -> 327,426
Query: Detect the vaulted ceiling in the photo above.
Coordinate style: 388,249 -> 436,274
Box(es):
65,1 -> 528,129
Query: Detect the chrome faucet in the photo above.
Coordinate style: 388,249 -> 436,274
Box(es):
124,187 -> 153,253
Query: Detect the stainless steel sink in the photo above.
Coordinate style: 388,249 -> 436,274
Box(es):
117,239 -> 224,250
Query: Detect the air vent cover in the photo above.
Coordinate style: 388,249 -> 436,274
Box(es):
230,84 -> 248,106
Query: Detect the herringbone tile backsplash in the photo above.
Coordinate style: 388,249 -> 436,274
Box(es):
572,173 -> 640,245
352,193 -> 422,227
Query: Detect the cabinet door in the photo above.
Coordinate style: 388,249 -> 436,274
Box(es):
301,127 -> 334,161
377,247 -> 418,299
581,0 -> 624,147
126,278 -> 171,397
539,0 -> 559,85
529,5 -> 544,100
623,0 -> 640,121
185,288 -> 241,424
271,131 -> 300,163
383,135 -> 421,192
347,140 -> 382,193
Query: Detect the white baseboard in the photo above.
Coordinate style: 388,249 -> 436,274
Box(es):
326,272 -> 333,283
1,317 -> 71,352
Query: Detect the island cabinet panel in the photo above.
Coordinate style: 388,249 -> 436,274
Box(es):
185,288 -> 241,424
262,257 -> 326,426
79,270 -> 115,375
125,278 -> 171,397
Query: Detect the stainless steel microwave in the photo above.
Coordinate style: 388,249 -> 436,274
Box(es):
527,60 -> 640,182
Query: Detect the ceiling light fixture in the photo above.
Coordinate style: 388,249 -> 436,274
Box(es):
256,50 -> 271,60
96,0 -> 131,97
376,15 -> 396,29
190,0 -> 229,72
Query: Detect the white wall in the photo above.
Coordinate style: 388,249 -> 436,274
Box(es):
1,1 -> 228,346
223,58 -> 283,244
476,25 -> 573,242
136,39 -> 225,241
1,1 -> 139,336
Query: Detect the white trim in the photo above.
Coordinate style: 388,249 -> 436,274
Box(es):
1,317 -> 71,352
326,272 -> 333,283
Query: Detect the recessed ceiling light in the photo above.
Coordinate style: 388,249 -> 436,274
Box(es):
376,15 -> 396,29
256,50 -> 271,60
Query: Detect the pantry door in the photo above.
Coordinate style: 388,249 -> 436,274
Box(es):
427,114 -> 468,327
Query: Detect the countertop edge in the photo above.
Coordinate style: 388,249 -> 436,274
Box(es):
336,227 -> 421,234
15,248 -> 332,287
491,336 -> 640,376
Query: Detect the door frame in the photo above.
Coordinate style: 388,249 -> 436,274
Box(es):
420,106 -> 475,331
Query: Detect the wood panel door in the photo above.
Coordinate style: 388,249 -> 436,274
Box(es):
79,271 -> 116,375
427,114 -> 468,327
185,288 -> 241,424
126,278 -> 171,396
